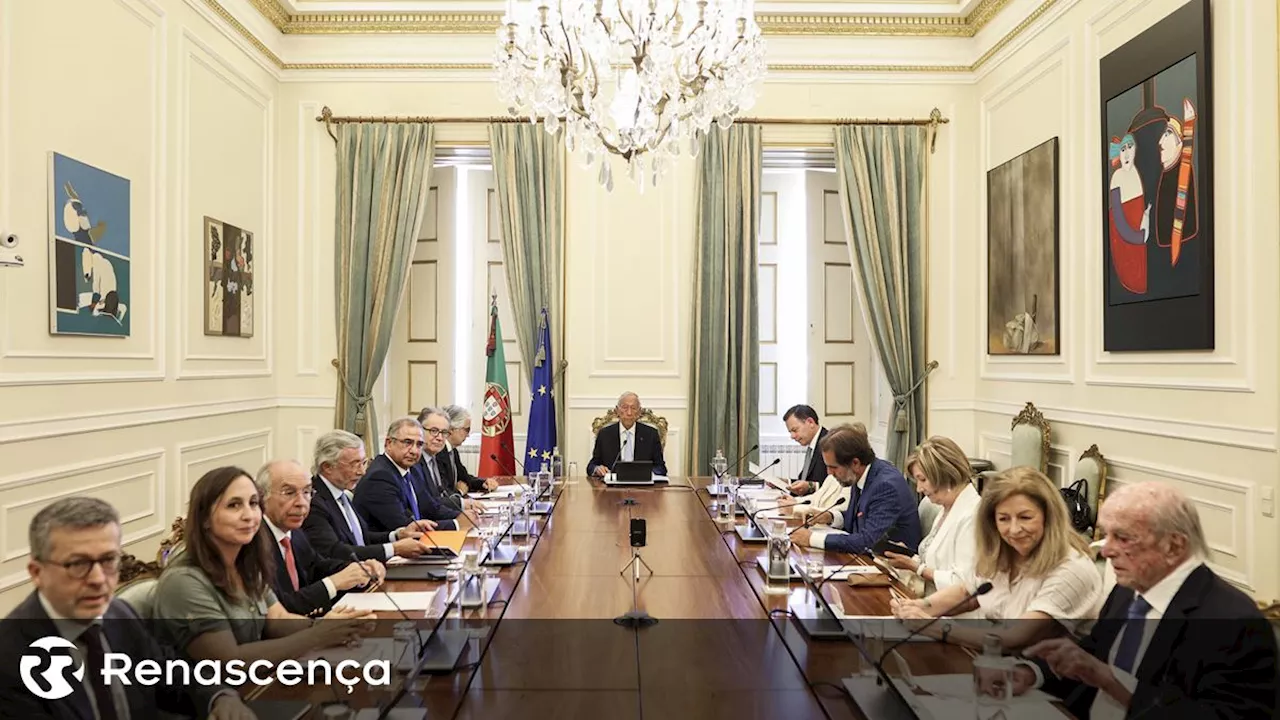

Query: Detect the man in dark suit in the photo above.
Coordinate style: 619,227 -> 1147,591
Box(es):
0,497 -> 253,719
416,408 -> 482,518
1019,482 -> 1277,718
258,459 -> 385,616
790,423 -> 921,556
782,404 -> 829,495
588,392 -> 668,477
304,429 -> 432,563
441,404 -> 500,494
353,417 -> 460,533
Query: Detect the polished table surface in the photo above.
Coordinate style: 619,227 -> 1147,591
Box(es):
256,476 -> 1025,719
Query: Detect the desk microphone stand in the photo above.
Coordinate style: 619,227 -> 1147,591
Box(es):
614,498 -> 658,628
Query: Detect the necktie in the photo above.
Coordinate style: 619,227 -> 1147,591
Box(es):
801,447 -> 813,480
850,485 -> 862,530
80,625 -> 120,720
401,473 -> 421,520
426,456 -> 441,489
623,429 -> 634,461
339,493 -> 365,545
1113,595 -> 1153,673
280,535 -> 300,591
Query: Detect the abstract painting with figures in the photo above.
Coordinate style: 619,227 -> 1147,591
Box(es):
203,216 -> 254,337
1100,0 -> 1212,351
48,152 -> 131,337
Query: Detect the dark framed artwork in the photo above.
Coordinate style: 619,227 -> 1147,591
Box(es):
1101,0 -> 1212,351
987,137 -> 1060,355
203,216 -> 254,337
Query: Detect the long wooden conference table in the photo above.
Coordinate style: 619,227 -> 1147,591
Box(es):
255,475 -> 1010,719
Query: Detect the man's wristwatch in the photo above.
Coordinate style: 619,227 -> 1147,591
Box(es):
939,621 -> 953,643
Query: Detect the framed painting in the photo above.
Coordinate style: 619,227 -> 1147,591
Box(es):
203,216 -> 255,337
48,152 -> 131,337
987,137 -> 1060,355
1101,0 -> 1213,351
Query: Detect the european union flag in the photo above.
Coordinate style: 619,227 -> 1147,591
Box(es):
525,308 -> 557,474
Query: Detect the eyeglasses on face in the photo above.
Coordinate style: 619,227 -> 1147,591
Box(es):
276,487 -> 315,502
391,437 -> 426,449
342,457 -> 370,470
424,428 -> 449,438
44,553 -> 122,579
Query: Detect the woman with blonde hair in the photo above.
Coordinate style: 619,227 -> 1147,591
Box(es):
882,436 -> 981,594
891,466 -> 1102,651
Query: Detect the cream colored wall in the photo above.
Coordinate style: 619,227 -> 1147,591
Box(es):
0,0 -> 279,612
273,78 -> 976,479
957,0 -> 1280,599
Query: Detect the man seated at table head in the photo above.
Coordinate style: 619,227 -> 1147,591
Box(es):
1018,481 -> 1278,718
441,404 -> 500,493
782,404 -> 829,496
416,407 -> 482,516
588,391 -> 668,478
352,416 -> 457,534
789,423 -> 921,556
303,429 -> 433,563
0,496 -> 255,719
257,459 -> 387,617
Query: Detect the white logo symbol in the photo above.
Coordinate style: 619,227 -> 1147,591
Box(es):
20,635 -> 84,700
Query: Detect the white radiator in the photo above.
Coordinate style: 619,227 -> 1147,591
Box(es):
757,443 -> 809,480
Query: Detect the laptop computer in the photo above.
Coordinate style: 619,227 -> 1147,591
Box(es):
604,461 -> 655,485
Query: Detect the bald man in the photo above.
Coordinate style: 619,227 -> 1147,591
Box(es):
1017,482 -> 1277,718
257,459 -> 385,616
588,392 -> 667,477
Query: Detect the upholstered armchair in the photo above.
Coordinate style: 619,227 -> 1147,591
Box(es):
978,401 -> 1051,492
591,408 -> 669,449
157,515 -> 186,567
1075,444 -> 1108,540
115,552 -> 163,618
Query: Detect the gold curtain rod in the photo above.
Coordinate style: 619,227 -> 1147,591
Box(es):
317,106 -> 949,148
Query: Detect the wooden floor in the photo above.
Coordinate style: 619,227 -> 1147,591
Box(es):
258,477 -> 997,719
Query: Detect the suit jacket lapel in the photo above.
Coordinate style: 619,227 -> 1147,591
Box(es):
317,481 -> 356,545
1134,565 -> 1209,681
14,593 -> 96,720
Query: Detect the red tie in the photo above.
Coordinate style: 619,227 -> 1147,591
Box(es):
280,535 -> 300,591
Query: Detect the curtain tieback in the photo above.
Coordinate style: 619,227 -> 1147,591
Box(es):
331,358 -> 373,435
892,360 -> 939,432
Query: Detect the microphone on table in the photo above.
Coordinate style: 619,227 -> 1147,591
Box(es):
610,437 -> 630,471
498,441 -> 530,475
788,496 -> 847,536
737,457 -> 781,486
491,452 -> 533,496
715,443 -> 760,482
876,581 -> 994,663
809,525 -> 895,594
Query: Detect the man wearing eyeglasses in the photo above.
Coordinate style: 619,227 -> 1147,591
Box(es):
1,497 -> 255,719
303,429 -> 434,563
257,459 -> 386,616
353,417 -> 461,534
416,408 -> 483,519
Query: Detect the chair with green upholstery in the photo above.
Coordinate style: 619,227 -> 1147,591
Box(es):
978,401 -> 1051,492
115,552 -> 162,619
1074,445 -> 1108,540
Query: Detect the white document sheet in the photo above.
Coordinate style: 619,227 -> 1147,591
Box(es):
335,591 -> 437,612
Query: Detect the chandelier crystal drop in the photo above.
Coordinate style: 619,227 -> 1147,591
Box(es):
494,0 -> 766,190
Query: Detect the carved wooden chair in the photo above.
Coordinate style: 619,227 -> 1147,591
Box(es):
116,552 -> 163,619
591,408 -> 669,449
1075,444 -> 1108,540
156,516 -> 186,567
979,401 -> 1051,492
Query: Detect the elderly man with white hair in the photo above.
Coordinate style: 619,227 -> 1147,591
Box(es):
587,391 -> 667,478
1016,481 -> 1277,718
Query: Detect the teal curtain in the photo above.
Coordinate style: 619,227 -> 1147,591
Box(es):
833,125 -> 935,470
488,124 -> 566,446
687,124 -> 762,476
333,123 -> 436,451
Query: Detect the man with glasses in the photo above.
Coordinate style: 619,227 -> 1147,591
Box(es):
416,408 -> 482,518
257,460 -> 385,616
1,497 -> 254,719
441,404 -> 500,494
353,417 -> 461,534
588,391 -> 668,478
304,429 -> 434,563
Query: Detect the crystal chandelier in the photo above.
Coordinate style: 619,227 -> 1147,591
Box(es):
494,0 -> 766,190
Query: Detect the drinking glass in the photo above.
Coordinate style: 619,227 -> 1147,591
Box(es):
805,549 -> 825,580
567,462 -> 579,485
857,619 -> 886,676
764,519 -> 791,595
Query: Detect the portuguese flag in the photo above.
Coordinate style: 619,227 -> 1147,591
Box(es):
478,299 -> 515,478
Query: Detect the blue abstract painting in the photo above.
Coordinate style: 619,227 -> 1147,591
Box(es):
49,152 -> 131,337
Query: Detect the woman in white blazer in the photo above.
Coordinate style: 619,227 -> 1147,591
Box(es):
883,435 -> 981,594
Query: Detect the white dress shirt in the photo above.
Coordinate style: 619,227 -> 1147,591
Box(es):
1089,556 -> 1204,720
618,422 -> 637,462
38,593 -> 130,720
810,464 -> 869,550
319,474 -> 399,558
265,517 -> 337,599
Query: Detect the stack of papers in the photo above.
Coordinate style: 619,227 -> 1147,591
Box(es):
335,590 -> 438,612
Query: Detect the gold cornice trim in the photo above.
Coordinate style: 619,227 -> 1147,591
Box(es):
970,0 -> 1059,70
201,0 -> 285,67
277,61 -> 968,73
250,0 -> 1018,37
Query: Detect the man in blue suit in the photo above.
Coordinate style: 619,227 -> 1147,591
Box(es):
790,423 -> 921,555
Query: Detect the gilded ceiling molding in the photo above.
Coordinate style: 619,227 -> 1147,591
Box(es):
970,0 -> 1060,70
202,0 -> 285,66
285,12 -> 504,35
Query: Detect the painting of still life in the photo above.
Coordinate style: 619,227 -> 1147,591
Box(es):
48,152 -> 131,337
203,216 -> 254,337
1101,0 -> 1212,351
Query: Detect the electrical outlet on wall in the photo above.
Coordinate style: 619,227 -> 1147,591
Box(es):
1262,487 -> 1274,518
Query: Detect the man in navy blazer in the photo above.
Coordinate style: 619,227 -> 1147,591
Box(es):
258,460 -> 383,617
1020,482 -> 1277,718
0,497 -> 252,719
790,423 -> 921,556
303,429 -> 431,563
353,417 -> 459,533
782,404 -> 829,495
588,392 -> 668,477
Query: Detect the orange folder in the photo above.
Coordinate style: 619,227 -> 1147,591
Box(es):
420,530 -> 467,557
